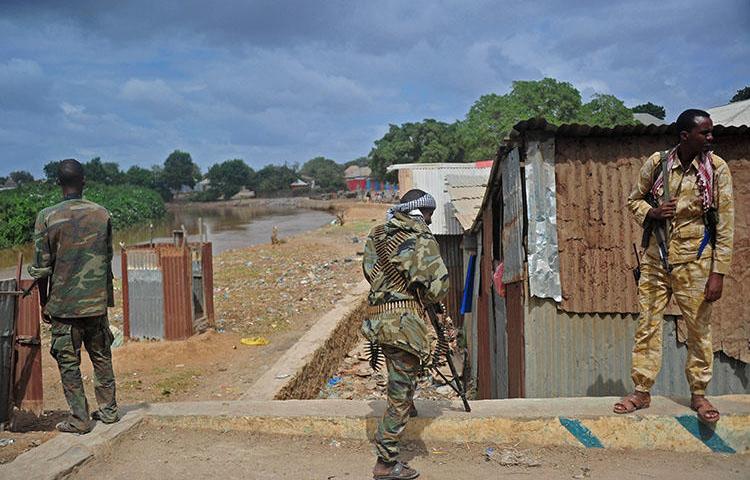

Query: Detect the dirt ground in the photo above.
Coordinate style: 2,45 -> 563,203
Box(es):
0,201 -> 386,464
70,423 -> 750,480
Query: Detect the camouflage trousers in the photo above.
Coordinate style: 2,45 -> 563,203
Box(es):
632,257 -> 713,395
50,315 -> 118,430
375,345 -> 420,463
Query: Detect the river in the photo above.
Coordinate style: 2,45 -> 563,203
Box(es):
0,203 -> 335,280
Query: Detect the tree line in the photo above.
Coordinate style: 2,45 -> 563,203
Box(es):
5,80 -> 747,194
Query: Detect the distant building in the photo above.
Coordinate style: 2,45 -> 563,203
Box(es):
708,98 -> 750,127
633,112 -> 666,126
194,178 -> 211,192
290,178 -> 309,192
344,165 -> 371,191
231,187 -> 256,200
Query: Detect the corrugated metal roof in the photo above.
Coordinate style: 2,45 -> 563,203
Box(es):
633,112 -> 667,126
446,173 -> 489,231
708,99 -> 750,127
392,163 -> 491,235
510,117 -> 750,137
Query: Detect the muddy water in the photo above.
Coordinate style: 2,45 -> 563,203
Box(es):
0,204 -> 334,279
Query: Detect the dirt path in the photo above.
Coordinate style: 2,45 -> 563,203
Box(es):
71,423 -> 750,480
1,201 -> 386,464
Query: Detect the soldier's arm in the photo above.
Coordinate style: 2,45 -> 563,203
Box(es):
712,162 -> 734,275
362,234 -> 378,284
27,210 -> 53,280
627,153 -> 659,225
394,234 -> 449,304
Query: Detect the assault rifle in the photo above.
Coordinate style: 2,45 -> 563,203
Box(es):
418,293 -> 471,412
641,154 -> 672,273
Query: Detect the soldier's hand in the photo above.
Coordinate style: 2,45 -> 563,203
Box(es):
704,272 -> 724,302
648,198 -> 677,220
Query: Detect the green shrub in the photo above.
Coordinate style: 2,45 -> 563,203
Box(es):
0,182 -> 166,249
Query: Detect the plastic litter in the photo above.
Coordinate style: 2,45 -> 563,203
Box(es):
109,325 -> 124,348
327,376 -> 342,387
240,337 -> 269,346
0,438 -> 15,447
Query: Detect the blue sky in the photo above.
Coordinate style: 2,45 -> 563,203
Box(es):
1,0 -> 748,177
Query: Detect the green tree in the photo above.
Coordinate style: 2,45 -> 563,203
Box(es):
43,160 -> 61,182
163,150 -> 200,191
299,157 -> 345,192
730,86 -> 750,103
9,170 -> 34,185
578,93 -> 636,127
150,166 -> 173,202
369,119 -> 464,180
0,176 -> 6,185
206,159 -> 255,199
124,165 -> 155,187
254,164 -> 298,194
83,157 -> 123,185
459,78 -> 582,162
344,157 -> 370,168
631,102 -> 666,120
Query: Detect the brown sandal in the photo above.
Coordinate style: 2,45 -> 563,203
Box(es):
691,396 -> 720,424
613,391 -> 651,414
373,461 -> 419,480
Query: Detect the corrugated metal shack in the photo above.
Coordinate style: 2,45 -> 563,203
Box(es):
122,239 -> 215,341
387,163 -> 491,327
469,119 -> 750,399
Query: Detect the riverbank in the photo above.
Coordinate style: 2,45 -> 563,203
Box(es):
0,200 -> 386,464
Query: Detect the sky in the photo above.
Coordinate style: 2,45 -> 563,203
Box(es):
1,1 -> 748,177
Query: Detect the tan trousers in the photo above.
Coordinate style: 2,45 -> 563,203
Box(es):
632,257 -> 713,395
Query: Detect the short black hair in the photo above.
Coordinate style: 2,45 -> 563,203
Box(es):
400,189 -> 428,204
676,109 -> 711,133
57,159 -> 85,188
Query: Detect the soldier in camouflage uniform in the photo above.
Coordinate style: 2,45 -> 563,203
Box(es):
29,159 -> 119,434
615,110 -> 734,423
363,189 -> 449,480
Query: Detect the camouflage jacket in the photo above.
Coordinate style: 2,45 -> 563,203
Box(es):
361,212 -> 449,361
628,151 -> 734,274
28,196 -> 114,318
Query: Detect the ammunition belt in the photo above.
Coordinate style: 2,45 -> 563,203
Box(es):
371,225 -> 411,293
367,300 -> 423,316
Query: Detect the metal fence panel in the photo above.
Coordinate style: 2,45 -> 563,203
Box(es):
14,279 -> 43,415
127,250 -> 165,340
501,148 -> 525,283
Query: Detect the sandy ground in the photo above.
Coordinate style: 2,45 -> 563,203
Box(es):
70,423 -> 750,480
0,201 -> 386,464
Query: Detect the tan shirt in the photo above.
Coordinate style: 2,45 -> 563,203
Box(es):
628,151 -> 734,274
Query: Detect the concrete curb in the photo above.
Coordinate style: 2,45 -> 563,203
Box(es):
0,406 -> 146,480
143,395 -> 750,454
241,279 -> 369,400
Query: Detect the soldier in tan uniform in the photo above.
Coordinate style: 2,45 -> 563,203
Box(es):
29,159 -> 119,433
363,189 -> 449,480
615,109 -> 734,423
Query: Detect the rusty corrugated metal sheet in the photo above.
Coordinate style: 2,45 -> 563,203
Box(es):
505,281 -> 524,398
0,279 -> 15,424
14,279 -> 43,415
476,212 -> 493,399
511,117 -> 750,138
524,297 -> 750,397
201,243 -> 215,326
161,247 -> 194,340
436,235 -> 463,329
502,147 -> 524,283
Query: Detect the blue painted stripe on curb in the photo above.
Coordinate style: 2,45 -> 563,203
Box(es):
675,415 -> 736,454
559,417 -> 604,448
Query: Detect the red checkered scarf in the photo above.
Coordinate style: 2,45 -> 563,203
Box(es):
651,148 -> 714,210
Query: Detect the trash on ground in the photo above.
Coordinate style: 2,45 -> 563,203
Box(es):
572,467 -> 591,479
0,438 -> 15,447
110,325 -> 124,348
275,373 -> 291,379
327,376 -> 342,387
485,446 -> 541,467
240,337 -> 269,346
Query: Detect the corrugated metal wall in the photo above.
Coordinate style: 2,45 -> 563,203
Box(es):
436,235 -> 463,328
0,279 -> 15,424
15,280 -> 43,415
161,248 -> 194,340
201,243 -> 215,326
127,250 -> 165,340
524,297 -> 750,397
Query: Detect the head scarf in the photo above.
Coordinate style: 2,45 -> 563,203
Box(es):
651,148 -> 714,210
385,191 -> 437,221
